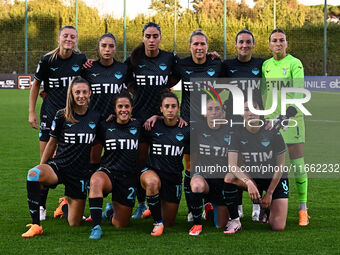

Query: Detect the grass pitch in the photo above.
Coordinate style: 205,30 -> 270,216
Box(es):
0,90 -> 339,254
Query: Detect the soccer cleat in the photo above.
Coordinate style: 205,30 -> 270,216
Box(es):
22,224 -> 43,237
102,203 -> 113,220
132,203 -> 147,219
299,209 -> 310,226
187,212 -> 194,222
54,197 -> 67,218
252,204 -> 260,222
259,208 -> 269,224
40,206 -> 46,221
89,225 -> 102,240
85,216 -> 92,222
189,225 -> 202,236
151,222 -> 164,236
142,208 -> 151,219
203,203 -> 214,222
224,218 -> 242,234
238,205 -> 244,219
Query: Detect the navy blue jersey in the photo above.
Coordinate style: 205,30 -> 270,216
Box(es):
223,57 -> 264,78
49,109 -> 100,177
34,52 -> 87,124
125,50 -> 178,122
192,121 -> 233,169
174,56 -> 223,122
229,127 -> 286,178
222,57 -> 264,119
97,119 -> 141,174
82,60 -> 128,118
143,119 -> 190,177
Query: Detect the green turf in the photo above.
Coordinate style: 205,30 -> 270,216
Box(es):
0,90 -> 339,254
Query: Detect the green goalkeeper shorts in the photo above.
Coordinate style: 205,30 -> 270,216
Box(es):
281,117 -> 305,144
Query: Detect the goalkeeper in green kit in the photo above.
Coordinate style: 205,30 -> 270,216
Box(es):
262,29 -> 309,226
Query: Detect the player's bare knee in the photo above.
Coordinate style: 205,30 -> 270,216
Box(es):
90,175 -> 104,190
224,173 -> 235,183
191,179 -> 205,193
145,178 -> 160,193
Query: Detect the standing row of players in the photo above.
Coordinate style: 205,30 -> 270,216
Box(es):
23,22 -> 309,238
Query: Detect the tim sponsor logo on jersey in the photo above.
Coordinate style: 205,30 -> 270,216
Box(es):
183,79 -> 217,92
135,75 -> 168,86
199,144 -> 228,157
105,139 -> 138,150
241,151 -> 273,163
48,76 -> 76,88
64,133 -> 96,144
91,83 -> 127,94
152,144 -> 184,156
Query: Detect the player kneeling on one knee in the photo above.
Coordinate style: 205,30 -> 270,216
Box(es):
140,92 -> 190,236
88,92 -> 141,240
223,99 -> 289,233
22,77 -> 100,237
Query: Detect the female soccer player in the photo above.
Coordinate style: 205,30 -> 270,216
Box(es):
224,99 -> 288,233
140,92 -> 190,236
262,29 -> 309,226
125,22 -> 179,218
223,29 -> 265,220
22,77 -> 100,237
82,32 -> 128,173
172,29 -> 223,222
87,92 -> 141,240
28,25 -> 87,220
189,98 -> 231,236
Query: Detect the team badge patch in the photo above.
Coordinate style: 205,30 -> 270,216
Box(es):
207,68 -> 215,76
129,127 -> 137,135
224,135 -> 230,144
159,63 -> 167,71
261,140 -> 270,147
72,65 -> 80,72
252,68 -> 259,75
241,140 -> 248,145
176,133 -> 184,141
186,70 -> 193,75
115,72 -> 123,79
282,68 -> 289,75
88,122 -> 96,129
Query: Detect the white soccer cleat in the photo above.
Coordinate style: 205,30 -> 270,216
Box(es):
224,217 -> 242,234
238,205 -> 244,219
252,204 -> 260,222
39,206 -> 46,221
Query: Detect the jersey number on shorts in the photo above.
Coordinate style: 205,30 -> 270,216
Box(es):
127,187 -> 135,200
176,185 -> 182,199
80,180 -> 89,193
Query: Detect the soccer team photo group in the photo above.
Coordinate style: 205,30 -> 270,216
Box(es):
1,0 -> 339,254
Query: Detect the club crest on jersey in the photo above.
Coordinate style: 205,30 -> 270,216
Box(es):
50,67 -> 58,71
224,135 -> 230,144
108,128 -> 116,132
129,127 -> 137,135
241,140 -> 248,145
51,120 -> 56,131
138,64 -> 145,69
207,69 -> 215,77
88,122 -> 96,129
72,65 -> 80,72
282,68 -> 289,75
261,140 -> 270,147
252,68 -> 259,75
186,70 -> 193,75
159,63 -> 167,71
66,123 -> 75,127
115,72 -> 123,79
176,133 -> 184,141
